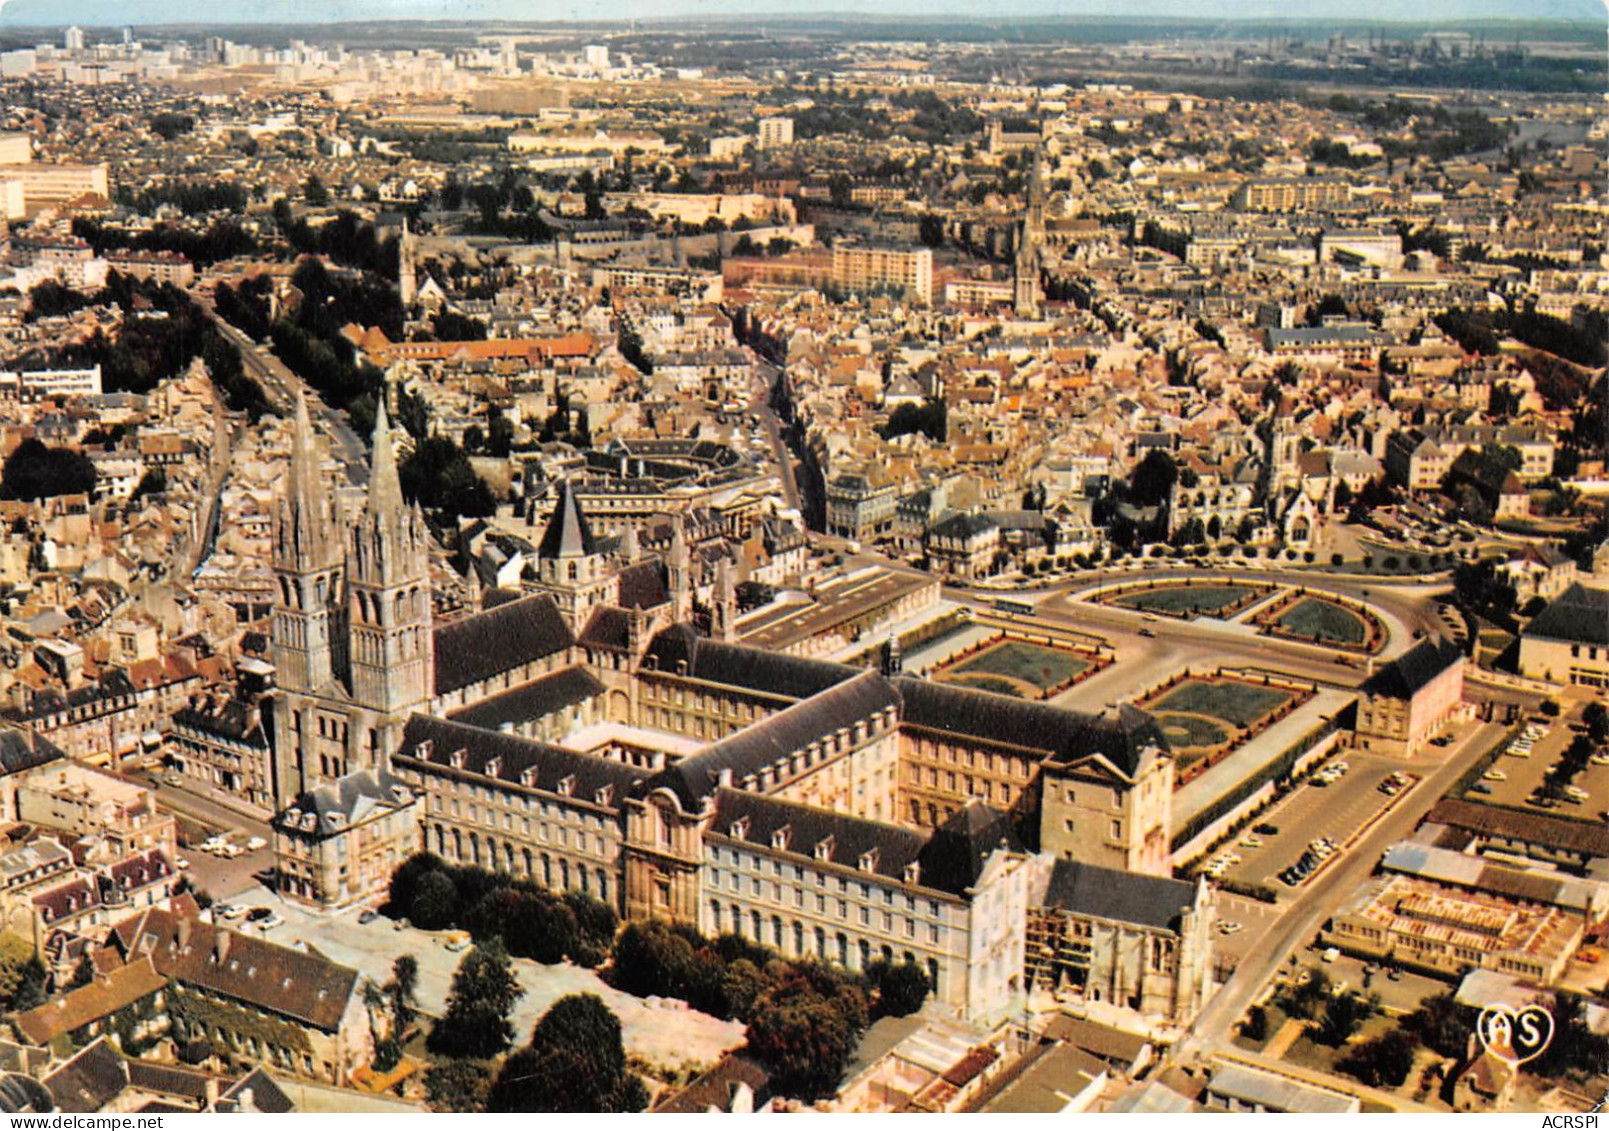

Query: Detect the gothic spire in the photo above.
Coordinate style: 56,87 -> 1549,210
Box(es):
537,478 -> 598,559
366,398 -> 405,520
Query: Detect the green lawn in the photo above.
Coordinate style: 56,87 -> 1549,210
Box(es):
943,640 -> 1091,694
1109,583 -> 1261,618
1154,713 -> 1232,749
1272,597 -> 1370,646
1147,678 -> 1296,728
944,673 -> 1031,698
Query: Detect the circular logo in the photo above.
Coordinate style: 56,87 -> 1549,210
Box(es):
1474,1003 -> 1554,1065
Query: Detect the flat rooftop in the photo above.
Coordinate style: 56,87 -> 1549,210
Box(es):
738,566 -> 937,653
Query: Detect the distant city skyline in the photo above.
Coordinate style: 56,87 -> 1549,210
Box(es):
0,0 -> 1601,28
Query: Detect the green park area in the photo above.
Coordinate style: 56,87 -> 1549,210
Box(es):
936,639 -> 1093,699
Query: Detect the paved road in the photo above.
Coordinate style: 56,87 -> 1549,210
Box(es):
195,294 -> 369,486
1173,719 -> 1508,1069
753,359 -> 801,512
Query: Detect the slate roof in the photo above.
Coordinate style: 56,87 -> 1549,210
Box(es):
894,680 -> 1163,776
1041,859 -> 1198,933
1361,637 -> 1465,700
617,561 -> 669,610
578,606 -> 632,653
0,727 -> 60,777
649,670 -> 899,810
537,479 -> 598,559
1524,584 -> 1609,648
397,714 -> 647,806
710,788 -> 933,889
915,802 -> 1025,895
1426,798 -> 1609,859
642,625 -> 859,701
214,1068 -> 295,1114
111,907 -> 359,1032
445,666 -> 605,730
275,768 -> 414,839
433,593 -> 572,695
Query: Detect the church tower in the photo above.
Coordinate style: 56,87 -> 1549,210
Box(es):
667,517 -> 692,623
711,555 -> 737,642
271,393 -> 344,697
1013,147 -> 1045,319
346,402 -> 435,752
398,217 -> 417,309
531,478 -> 614,632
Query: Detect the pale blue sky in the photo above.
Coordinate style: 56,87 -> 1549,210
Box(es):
1,0 -> 1602,26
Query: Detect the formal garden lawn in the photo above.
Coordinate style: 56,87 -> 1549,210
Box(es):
937,639 -> 1092,699
1153,713 -> 1233,750
1107,583 -> 1263,618
1271,596 -> 1370,647
1145,678 -> 1296,729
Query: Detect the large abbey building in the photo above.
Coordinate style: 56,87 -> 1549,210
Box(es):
265,402 -> 1210,1026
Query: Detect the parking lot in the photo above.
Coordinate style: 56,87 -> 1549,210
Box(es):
1284,948 -> 1451,1018
211,893 -> 747,1074
1210,892 -> 1284,972
1215,753 -> 1410,896
1470,719 -> 1607,815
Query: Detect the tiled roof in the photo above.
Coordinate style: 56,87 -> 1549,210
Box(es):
111,907 -> 359,1032
13,958 -> 166,1047
709,788 -> 933,889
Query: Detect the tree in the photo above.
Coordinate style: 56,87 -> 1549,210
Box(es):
130,467 -> 167,500
387,954 -> 419,1037
1583,702 -> 1608,745
868,959 -> 929,1018
424,1060 -> 490,1113
488,994 -> 646,1113
1241,1004 -> 1269,1042
1338,1028 -> 1416,1087
1403,992 -> 1475,1059
429,938 -> 524,1059
9,957 -> 46,1012
1,439 -> 97,501
1532,992 -> 1609,1079
1127,449 -> 1178,509
303,174 -> 330,206
1317,989 -> 1376,1046
410,869 -> 459,930
746,974 -> 866,1100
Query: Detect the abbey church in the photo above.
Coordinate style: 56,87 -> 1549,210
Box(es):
265,403 -> 1212,1027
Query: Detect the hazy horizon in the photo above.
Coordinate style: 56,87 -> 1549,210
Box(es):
0,0 -> 1602,29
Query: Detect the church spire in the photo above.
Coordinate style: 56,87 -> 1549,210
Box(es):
276,390 -> 335,571
366,399 -> 405,520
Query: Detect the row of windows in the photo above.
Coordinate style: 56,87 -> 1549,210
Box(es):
710,852 -> 941,917
708,900 -> 943,993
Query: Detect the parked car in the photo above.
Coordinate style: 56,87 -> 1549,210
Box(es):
245,836 -> 268,851
358,909 -> 380,925
257,913 -> 285,932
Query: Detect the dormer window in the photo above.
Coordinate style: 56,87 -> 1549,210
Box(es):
815,835 -> 835,862
557,775 -> 576,797
485,756 -> 502,778
594,784 -> 614,806
729,816 -> 750,839
903,862 -> 921,886
449,748 -> 467,770
859,848 -> 879,873
771,825 -> 791,852
521,766 -> 539,788
416,739 -> 434,761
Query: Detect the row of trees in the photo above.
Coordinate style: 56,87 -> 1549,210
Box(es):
30,275 -> 268,419
610,919 -> 929,1099
388,853 -> 617,968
